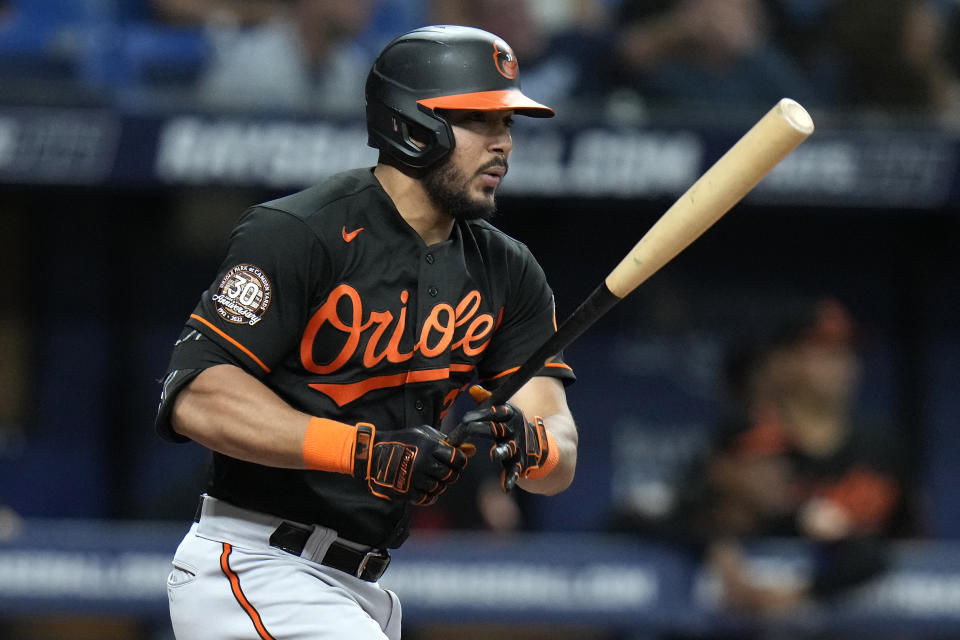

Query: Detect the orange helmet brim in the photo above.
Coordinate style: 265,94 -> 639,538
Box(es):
417,89 -> 554,117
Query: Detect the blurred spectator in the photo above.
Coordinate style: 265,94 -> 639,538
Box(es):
611,297 -> 910,616
610,0 -> 816,115
154,0 -> 378,113
815,0 -> 960,121
152,0 -> 282,26
439,0 -> 616,114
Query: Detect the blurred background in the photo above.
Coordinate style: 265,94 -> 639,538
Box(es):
0,0 -> 958,638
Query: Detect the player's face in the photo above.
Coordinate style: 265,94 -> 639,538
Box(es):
422,109 -> 514,221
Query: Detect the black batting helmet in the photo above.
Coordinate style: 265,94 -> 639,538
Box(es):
365,25 -> 555,170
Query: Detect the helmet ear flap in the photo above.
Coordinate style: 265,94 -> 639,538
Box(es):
397,112 -> 450,161
398,118 -> 431,153
365,99 -> 455,170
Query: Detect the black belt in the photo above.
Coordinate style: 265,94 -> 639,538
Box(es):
268,521 -> 391,582
193,500 -> 390,582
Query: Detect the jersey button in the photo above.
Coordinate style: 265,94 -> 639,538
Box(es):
414,400 -> 424,411
428,286 -> 438,297
425,253 -> 435,264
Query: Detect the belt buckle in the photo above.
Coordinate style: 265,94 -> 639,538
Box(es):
355,549 -> 389,581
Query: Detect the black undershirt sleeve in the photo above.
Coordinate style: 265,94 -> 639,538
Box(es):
155,328 -> 245,443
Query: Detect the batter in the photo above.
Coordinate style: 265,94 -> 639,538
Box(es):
156,25 -> 579,639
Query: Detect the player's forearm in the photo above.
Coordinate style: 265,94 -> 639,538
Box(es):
516,412 -> 578,495
171,364 -> 313,469
506,376 -> 578,495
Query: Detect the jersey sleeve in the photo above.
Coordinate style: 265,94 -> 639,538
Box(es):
185,206 -> 329,377
155,327 -> 244,442
477,243 -> 575,388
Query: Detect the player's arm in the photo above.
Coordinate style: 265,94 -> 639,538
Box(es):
505,375 -> 577,495
157,207 -> 323,469
171,363 -> 313,469
169,361 -> 468,505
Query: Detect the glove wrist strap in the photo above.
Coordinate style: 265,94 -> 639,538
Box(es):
524,424 -> 560,480
353,423 -> 375,481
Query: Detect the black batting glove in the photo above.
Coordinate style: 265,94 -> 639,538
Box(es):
448,398 -> 550,492
353,423 -> 469,506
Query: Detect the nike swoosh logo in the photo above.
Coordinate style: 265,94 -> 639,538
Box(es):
342,226 -> 364,243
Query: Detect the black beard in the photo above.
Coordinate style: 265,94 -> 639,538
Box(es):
421,157 -> 506,221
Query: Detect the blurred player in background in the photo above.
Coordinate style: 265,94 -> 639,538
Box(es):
612,297 -> 908,616
705,298 -> 907,614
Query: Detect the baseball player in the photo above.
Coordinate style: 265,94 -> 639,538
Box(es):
156,25 -> 578,640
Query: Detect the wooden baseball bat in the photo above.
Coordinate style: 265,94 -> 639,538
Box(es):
484,98 -> 815,407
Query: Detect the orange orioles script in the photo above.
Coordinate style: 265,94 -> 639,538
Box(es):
300,284 -> 498,405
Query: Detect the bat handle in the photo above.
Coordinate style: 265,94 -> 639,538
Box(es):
487,283 -> 621,406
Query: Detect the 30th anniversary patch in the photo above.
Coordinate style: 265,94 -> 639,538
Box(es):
212,264 -> 272,325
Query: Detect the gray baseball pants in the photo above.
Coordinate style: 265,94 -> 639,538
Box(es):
167,495 -> 402,639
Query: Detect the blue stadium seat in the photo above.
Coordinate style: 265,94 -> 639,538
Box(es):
0,0 -> 114,80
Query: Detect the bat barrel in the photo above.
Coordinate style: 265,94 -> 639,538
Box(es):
459,98 -> 814,420
604,98 -> 814,299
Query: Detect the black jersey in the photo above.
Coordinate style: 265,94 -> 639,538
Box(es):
156,168 -> 574,547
